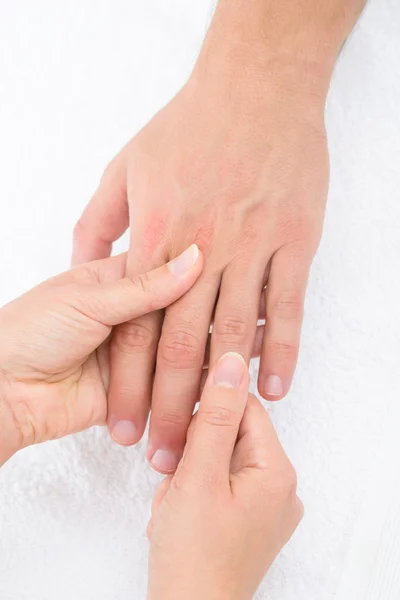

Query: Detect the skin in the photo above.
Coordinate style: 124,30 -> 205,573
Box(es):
148,355 -> 303,600
0,245 -> 202,465
0,262 -> 301,598
72,0 -> 367,473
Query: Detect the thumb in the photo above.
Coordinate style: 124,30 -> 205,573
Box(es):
183,352 -> 249,485
73,245 -> 203,327
230,395 -> 282,474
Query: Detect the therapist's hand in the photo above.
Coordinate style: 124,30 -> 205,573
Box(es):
0,245 -> 202,465
147,352 -> 303,600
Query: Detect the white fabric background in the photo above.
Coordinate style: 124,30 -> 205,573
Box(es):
0,1 -> 399,599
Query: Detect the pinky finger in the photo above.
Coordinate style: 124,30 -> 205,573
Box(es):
258,244 -> 311,401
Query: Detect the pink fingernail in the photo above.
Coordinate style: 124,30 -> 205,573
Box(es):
150,449 -> 180,473
167,244 -> 199,276
111,420 -> 137,445
265,375 -> 283,397
214,352 -> 246,389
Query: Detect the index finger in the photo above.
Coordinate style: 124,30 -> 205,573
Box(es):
72,157 -> 128,265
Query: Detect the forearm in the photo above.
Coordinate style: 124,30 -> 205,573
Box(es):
194,0 -> 367,97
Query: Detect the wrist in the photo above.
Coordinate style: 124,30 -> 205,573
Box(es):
148,575 -> 248,600
149,588 -> 243,600
193,0 -> 363,105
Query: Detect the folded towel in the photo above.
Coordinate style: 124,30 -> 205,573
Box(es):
336,426 -> 400,600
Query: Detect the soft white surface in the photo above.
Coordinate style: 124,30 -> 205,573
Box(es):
0,1 -> 399,599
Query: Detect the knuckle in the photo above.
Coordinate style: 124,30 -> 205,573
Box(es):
191,221 -> 215,254
156,407 -> 187,429
283,463 -> 299,496
270,463 -> 299,500
130,271 -> 151,294
214,315 -> 248,343
269,293 -> 304,321
277,211 -> 313,242
201,405 -> 238,429
159,329 -> 202,370
69,264 -> 97,283
264,340 -> 298,363
113,321 -> 155,353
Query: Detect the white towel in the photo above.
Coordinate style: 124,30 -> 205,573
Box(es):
0,1 -> 400,599
336,422 -> 400,600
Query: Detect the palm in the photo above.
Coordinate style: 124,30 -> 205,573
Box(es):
0,269 -> 112,444
0,247 -> 202,451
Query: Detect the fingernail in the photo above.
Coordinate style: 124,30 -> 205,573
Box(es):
111,420 -> 137,445
265,375 -> 283,397
150,449 -> 180,473
168,244 -> 199,276
214,352 -> 246,389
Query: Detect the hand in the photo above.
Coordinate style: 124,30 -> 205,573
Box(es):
147,352 -> 303,600
0,245 -> 202,465
72,22 -> 330,473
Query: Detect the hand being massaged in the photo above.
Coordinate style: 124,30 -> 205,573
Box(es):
72,0 -> 366,476
0,249 -> 302,599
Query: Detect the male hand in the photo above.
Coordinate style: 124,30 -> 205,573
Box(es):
73,18 -> 330,472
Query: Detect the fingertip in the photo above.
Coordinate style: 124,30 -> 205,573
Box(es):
109,420 -> 140,446
147,448 -> 180,474
258,374 -> 288,402
211,352 -> 248,390
167,244 -> 202,277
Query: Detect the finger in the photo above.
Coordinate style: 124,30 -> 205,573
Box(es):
259,289 -> 266,321
183,352 -> 249,484
87,253 -> 128,284
200,369 -> 208,393
107,246 -> 202,445
230,394 -> 300,521
210,258 -> 265,370
204,323 -> 265,368
230,394 -> 284,474
108,310 -> 162,446
72,155 -> 128,265
201,323 -> 263,395
78,253 -> 128,285
147,275 -> 220,473
73,245 -> 203,327
258,244 -> 311,401
46,253 -> 130,290
208,288 -> 265,327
